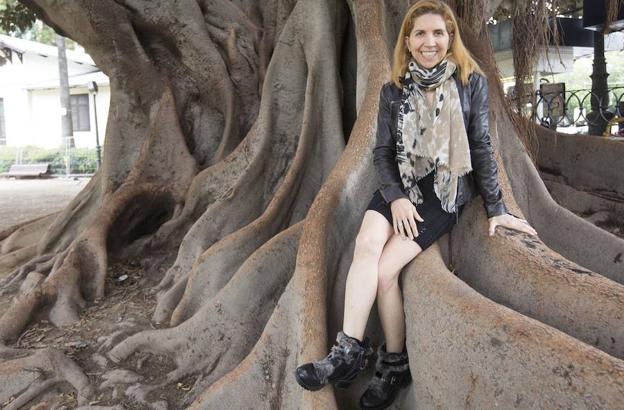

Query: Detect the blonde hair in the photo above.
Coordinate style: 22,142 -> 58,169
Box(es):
391,0 -> 483,87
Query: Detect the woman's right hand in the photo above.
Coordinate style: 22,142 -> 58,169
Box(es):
390,198 -> 423,240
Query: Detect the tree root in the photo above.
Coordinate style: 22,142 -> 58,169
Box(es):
542,176 -> 624,217
159,24 -> 346,324
188,278 -> 332,410
151,35 -> 310,287
0,348 -> 94,409
535,127 -> 624,195
493,100 -> 624,285
109,223 -> 302,404
0,246 -> 37,279
453,201 -> 624,360
403,245 -> 624,408
0,212 -> 58,255
153,0 -> 346,326
37,173 -> 102,256
0,86 -> 197,339
4,0 -> 624,408
0,252 -> 56,293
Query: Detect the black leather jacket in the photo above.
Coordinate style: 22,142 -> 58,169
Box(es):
373,72 -> 507,218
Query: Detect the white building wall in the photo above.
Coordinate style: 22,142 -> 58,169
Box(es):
1,87 -> 30,147
0,36 -> 110,149
23,86 -> 110,148
72,86 -> 110,149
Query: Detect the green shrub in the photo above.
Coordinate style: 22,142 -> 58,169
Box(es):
0,146 -> 99,174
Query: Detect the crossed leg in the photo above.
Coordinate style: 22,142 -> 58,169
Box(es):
377,234 -> 422,352
342,211 -> 393,341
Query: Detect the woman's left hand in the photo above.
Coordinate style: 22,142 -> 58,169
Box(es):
488,213 -> 537,237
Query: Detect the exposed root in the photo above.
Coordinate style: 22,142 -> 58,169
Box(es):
153,0 -> 346,324
0,86 -> 197,338
0,246 -> 37,279
403,245 -> 624,408
0,348 -> 94,409
109,223 -> 302,403
536,127 -> 624,195
491,88 -> 624,285
188,279 -> 325,410
0,212 -> 58,255
0,252 -> 56,292
453,201 -> 624,360
162,27 -> 346,324
37,173 -> 102,256
0,272 -> 46,343
3,0 -> 624,408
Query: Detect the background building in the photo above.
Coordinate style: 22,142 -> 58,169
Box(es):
0,34 -> 110,149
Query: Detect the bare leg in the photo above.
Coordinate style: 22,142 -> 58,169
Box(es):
342,211 -> 393,341
377,235 -> 421,352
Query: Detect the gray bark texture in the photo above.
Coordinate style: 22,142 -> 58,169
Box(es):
0,0 -> 623,408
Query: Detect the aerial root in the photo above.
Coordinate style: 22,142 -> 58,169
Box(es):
452,202 -> 624,360
109,223 -> 302,401
0,252 -> 57,291
0,348 -> 93,410
0,213 -> 59,255
152,276 -> 188,324
0,271 -> 46,343
0,246 -> 37,279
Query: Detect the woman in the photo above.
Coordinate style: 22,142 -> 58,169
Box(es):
295,1 -> 537,409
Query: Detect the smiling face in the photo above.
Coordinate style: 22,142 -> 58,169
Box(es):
405,13 -> 451,69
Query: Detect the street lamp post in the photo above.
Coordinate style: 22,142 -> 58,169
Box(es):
87,81 -> 102,169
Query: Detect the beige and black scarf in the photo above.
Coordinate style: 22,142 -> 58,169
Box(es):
396,59 -> 472,213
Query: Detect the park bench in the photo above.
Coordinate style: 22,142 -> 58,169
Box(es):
1,163 -> 51,178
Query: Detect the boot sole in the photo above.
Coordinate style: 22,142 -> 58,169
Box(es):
294,371 -> 357,391
359,378 -> 411,410
294,370 -> 325,391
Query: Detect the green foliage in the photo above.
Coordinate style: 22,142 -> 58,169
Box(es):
0,1 -> 78,49
0,146 -> 99,174
0,0 -> 36,33
21,20 -> 56,45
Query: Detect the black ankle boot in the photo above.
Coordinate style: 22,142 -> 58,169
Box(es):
295,331 -> 373,391
359,344 -> 411,410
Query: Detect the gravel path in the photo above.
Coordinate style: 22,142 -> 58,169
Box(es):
0,178 -> 89,231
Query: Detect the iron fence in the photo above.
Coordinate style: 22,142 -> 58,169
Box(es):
507,85 -> 624,135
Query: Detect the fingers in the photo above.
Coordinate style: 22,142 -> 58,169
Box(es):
517,220 -> 537,236
509,215 -> 537,236
413,208 -> 424,222
488,215 -> 537,237
397,218 -> 414,240
398,219 -> 406,238
403,217 -> 415,240
390,200 -> 423,240
407,214 -> 418,239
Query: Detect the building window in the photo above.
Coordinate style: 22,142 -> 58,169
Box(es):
0,98 -> 6,145
70,94 -> 90,132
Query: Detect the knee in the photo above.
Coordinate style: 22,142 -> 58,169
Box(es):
354,233 -> 386,259
377,267 -> 400,294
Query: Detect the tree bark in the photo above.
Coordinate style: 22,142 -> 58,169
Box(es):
1,0 -> 623,408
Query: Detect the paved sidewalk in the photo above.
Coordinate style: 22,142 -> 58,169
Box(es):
0,178 -> 89,231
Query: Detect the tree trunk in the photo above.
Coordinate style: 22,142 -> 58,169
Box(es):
1,0 -> 623,408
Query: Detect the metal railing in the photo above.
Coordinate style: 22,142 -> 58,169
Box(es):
508,85 -> 624,135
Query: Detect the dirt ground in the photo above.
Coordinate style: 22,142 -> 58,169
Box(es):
0,178 -> 188,409
0,178 -> 89,231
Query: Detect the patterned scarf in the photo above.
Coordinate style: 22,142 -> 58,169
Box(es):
396,58 -> 472,213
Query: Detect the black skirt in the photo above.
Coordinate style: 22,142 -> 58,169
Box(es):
366,172 -> 459,250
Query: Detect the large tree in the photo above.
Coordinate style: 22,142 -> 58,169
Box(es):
0,0 -> 623,408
